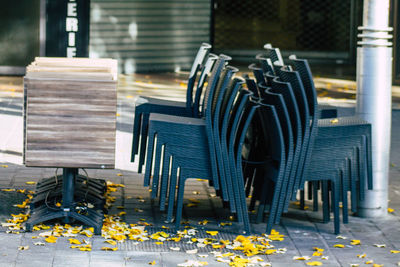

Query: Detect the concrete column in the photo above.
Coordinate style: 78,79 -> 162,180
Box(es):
356,0 -> 393,217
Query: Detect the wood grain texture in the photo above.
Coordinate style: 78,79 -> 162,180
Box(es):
23,58 -> 117,168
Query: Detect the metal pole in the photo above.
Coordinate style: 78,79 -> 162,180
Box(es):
356,0 -> 393,217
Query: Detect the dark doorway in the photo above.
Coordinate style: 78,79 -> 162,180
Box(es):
0,0 -> 41,74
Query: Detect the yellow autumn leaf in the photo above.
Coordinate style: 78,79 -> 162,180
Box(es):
333,244 -> 345,248
313,247 -> 324,252
372,264 -> 383,267
330,118 -> 339,124
45,236 -> 58,243
350,264 -> 360,267
117,173 -> 123,176
18,246 -> 29,250
68,238 -> 81,245
206,231 -> 218,236
186,203 -> 197,208
149,261 -> 156,265
350,240 -> 361,245
79,247 -> 92,251
155,242 -> 163,245
388,208 -> 395,213
119,211 -> 127,216
101,247 -> 118,251
312,251 -> 323,257
265,249 -> 277,255
198,220 -> 209,225
105,240 -> 117,245
2,189 -> 15,192
25,181 -> 36,185
365,260 -> 374,264
293,256 -> 311,260
306,261 -> 323,266
391,250 -> 400,254
357,253 -> 366,258
1,165 -> 8,168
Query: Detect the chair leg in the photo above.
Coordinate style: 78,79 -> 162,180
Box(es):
151,142 -> 164,198
174,176 -> 187,229
166,163 -> 178,222
138,113 -> 150,173
313,181 -> 319,212
322,181 -> 330,223
332,181 -> 340,235
131,110 -> 142,162
159,152 -> 171,210
143,132 -> 156,187
340,172 -> 349,224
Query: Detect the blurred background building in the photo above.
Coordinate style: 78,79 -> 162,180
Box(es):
1,0 -> 399,83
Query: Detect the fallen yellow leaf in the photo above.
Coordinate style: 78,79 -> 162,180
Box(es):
101,247 -> 118,251
365,260 -> 374,264
206,231 -> 218,236
25,181 -> 36,185
18,246 -> 29,250
391,250 -> 400,254
105,240 -> 117,245
372,264 -> 383,267
306,261 -> 323,266
350,240 -> 361,245
68,238 -> 81,245
357,253 -> 366,258
388,208 -> 395,213
312,251 -> 323,257
293,256 -> 311,260
333,244 -> 345,248
45,236 -> 58,243
149,261 -> 156,265
1,165 -> 8,168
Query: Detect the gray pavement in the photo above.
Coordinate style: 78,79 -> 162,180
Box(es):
0,75 -> 399,266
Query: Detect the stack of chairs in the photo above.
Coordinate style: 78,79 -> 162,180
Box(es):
244,45 -> 372,234
130,43 -> 373,235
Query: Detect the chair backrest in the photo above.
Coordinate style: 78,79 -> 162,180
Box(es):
257,102 -> 285,165
264,44 -> 284,68
233,99 -> 259,164
227,90 -> 253,155
202,54 -> 231,121
270,77 -> 302,147
193,53 -> 218,117
256,54 -> 275,75
244,74 -> 260,97
248,63 -> 266,88
221,79 -> 245,138
277,67 -> 310,139
288,55 -> 319,120
186,43 -> 212,111
264,71 -> 276,86
259,84 -> 293,156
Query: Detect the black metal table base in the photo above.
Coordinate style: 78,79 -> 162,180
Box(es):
25,168 -> 106,235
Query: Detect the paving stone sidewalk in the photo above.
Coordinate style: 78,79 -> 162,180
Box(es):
0,75 -> 398,266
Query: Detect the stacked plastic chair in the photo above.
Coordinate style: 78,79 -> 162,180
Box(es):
139,54 -> 260,233
131,43 -> 215,172
244,46 -> 372,234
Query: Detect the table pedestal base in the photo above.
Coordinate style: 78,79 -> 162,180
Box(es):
25,168 -> 106,234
